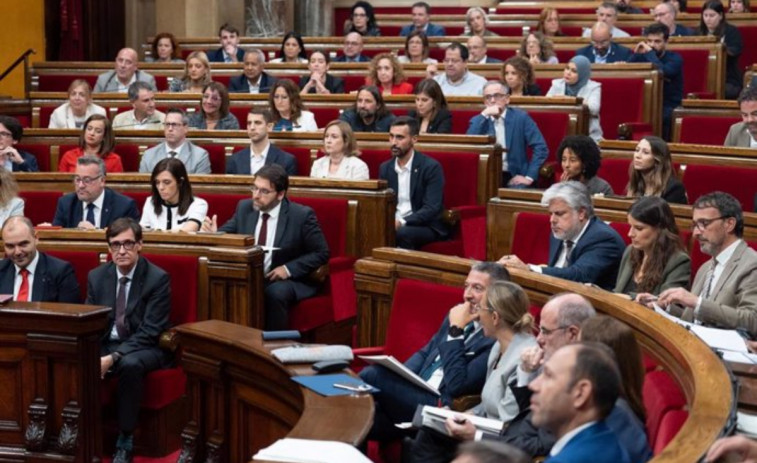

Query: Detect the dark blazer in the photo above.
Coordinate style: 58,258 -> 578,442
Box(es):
219,198 -> 329,291
408,108 -> 453,134
87,256 -> 171,356
400,23 -> 446,37
226,144 -> 298,175
545,421 -> 631,463
575,43 -> 632,63
206,47 -> 245,63
334,54 -> 371,63
671,24 -> 695,36
629,50 -> 683,111
543,216 -> 626,290
467,107 -> 548,180
12,150 -> 39,172
52,187 -> 140,228
614,248 -> 691,298
662,177 -> 687,204
483,56 -> 503,64
0,252 -> 80,303
379,151 -> 448,237
339,108 -> 396,133
228,72 -> 278,93
298,74 -> 345,94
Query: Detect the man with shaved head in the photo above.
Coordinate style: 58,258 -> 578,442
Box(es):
575,22 -> 632,63
94,48 -> 156,93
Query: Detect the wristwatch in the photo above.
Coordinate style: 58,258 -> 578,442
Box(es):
448,325 -> 465,338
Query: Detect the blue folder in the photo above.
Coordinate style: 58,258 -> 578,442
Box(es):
291,373 -> 379,396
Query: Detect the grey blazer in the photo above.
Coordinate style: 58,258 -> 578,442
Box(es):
140,141 -> 211,174
94,70 -> 156,93
614,247 -> 691,298
674,240 -> 757,335
724,122 -> 754,148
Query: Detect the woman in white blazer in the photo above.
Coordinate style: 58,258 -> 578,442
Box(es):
547,55 -> 603,142
48,79 -> 106,129
269,79 -> 319,132
310,121 -> 369,180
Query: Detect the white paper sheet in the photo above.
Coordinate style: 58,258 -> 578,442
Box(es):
252,438 -> 371,463
359,355 -> 440,395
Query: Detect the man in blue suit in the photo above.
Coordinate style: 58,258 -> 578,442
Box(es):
52,155 -> 139,229
575,22 -> 632,63
360,262 -> 510,441
0,216 -> 80,303
0,115 -> 39,172
530,343 -> 631,463
380,116 -> 449,250
400,2 -> 446,37
467,81 -> 548,188
334,32 -> 371,63
228,49 -> 278,94
206,24 -> 245,63
226,108 -> 298,175
500,181 -> 625,289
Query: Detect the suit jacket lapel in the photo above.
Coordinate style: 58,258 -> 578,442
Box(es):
548,236 -> 561,266
410,154 -> 422,200
273,199 -> 289,247
103,263 -> 118,322
100,188 -> 112,227
711,242 -> 744,300
126,258 -> 146,317
30,254 -> 46,302
0,262 -> 16,295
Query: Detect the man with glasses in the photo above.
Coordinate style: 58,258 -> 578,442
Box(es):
51,155 -> 139,229
655,192 -> 757,336
652,2 -> 693,36
201,164 -> 329,330
139,108 -> 210,174
87,218 -> 171,463
0,115 -> 39,172
433,42 -> 486,97
467,80 -> 548,188
575,22 -> 632,63
112,81 -> 165,130
335,31 -> 370,62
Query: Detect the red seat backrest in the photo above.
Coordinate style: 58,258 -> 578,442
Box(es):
487,48 -> 518,62
356,148 -> 389,179
676,49 -> 710,96
122,191 -> 151,214
450,109 -> 481,134
384,278 -> 461,362
290,196 -> 349,257
738,25 -> 757,72
16,144 -> 52,172
214,75 -> 231,88
230,107 -> 249,130
690,238 -> 757,277
141,253 -> 199,325
643,370 -> 687,446
342,75 -> 366,93
511,212 -> 551,265
44,249 -> 101,302
21,191 -> 62,225
555,49 -> 577,63
114,143 -> 140,172
678,115 -> 741,145
594,77 -> 646,140
276,145 -> 313,176
197,144 -> 227,174
609,221 -> 632,246
154,76 -> 169,92
310,107 -> 341,128
597,158 -> 631,194
424,150 -> 478,208
682,164 -> 757,210
37,74 -> 97,92
527,111 -> 570,160
203,193 -> 248,226
40,106 -> 55,128
653,410 -> 688,455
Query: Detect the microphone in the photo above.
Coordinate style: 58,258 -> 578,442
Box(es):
114,119 -> 163,129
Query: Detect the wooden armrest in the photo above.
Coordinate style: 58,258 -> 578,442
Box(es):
452,394 -> 481,411
539,162 -> 555,181
307,264 -> 329,285
159,329 -> 179,352
441,209 -> 460,227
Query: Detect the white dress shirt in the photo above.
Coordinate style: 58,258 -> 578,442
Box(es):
81,190 -> 106,228
250,143 -> 271,174
255,201 -> 282,273
530,219 -> 591,273
394,153 -> 414,224
13,252 -> 39,300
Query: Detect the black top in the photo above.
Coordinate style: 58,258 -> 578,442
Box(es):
407,108 -> 453,134
298,74 -> 345,94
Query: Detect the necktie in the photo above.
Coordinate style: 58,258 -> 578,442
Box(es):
257,213 -> 270,247
86,203 -> 96,226
115,276 -> 130,339
17,268 -> 29,301
419,323 -> 476,380
562,240 -> 575,267
168,151 -> 177,158
703,259 -> 718,299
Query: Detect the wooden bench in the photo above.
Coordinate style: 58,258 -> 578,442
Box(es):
671,99 -> 740,145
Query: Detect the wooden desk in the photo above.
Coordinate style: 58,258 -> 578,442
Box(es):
0,301 -> 110,462
175,320 -> 373,462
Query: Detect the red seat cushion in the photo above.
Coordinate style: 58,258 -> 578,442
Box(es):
643,370 -> 687,445
424,150 -> 478,208
597,158 -> 631,195
342,75 -> 366,93
290,196 -> 349,257
511,212 -> 551,265
682,164 -> 757,210
528,111 -> 570,163
204,193 -> 248,226
450,109 -> 481,135
678,115 -> 741,145
197,144 -> 227,174
114,143 -> 140,172
37,74 -> 97,92
310,107 -> 341,128
357,149 -> 389,179
594,77 -> 646,140
21,191 -> 62,225
676,49 -> 712,97
16,144 -> 52,172
653,410 -> 688,455
230,107 -> 249,130
39,106 -> 55,128
737,25 -> 757,72
609,221 -> 632,246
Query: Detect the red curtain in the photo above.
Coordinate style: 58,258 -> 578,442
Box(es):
58,0 -> 84,60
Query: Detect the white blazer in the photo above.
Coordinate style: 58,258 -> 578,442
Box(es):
48,103 -> 107,129
310,155 -> 369,180
293,111 -> 319,132
547,78 -> 603,142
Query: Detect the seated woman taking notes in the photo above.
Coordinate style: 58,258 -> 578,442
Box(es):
140,158 -> 208,232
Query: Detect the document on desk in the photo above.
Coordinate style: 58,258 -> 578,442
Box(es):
416,406 -> 504,438
653,304 -> 749,354
358,355 -> 440,396
252,438 -> 371,463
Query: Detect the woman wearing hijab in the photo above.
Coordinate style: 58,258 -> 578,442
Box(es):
546,56 -> 603,142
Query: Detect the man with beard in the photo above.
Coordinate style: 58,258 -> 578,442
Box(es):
653,192 -> 757,336
575,22 -> 632,63
226,108 -> 297,175
629,23 -> 683,140
724,86 -> 757,148
499,181 -> 625,289
339,85 -> 396,132
201,165 -> 329,329
379,116 -> 448,249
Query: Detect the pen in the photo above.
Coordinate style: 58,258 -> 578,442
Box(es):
333,382 -> 371,392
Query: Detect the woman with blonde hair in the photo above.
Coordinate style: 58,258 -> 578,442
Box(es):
366,53 -> 413,95
464,7 -> 499,37
0,167 -> 24,226
48,80 -> 106,129
626,136 -> 687,204
169,51 -> 212,93
310,120 -> 369,180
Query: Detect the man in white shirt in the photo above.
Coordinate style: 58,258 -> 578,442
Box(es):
112,81 -> 165,130
139,108 -> 211,174
655,192 -> 757,336
581,2 -> 630,38
94,48 -> 156,93
433,42 -> 487,97
226,108 -> 298,175
724,86 -> 757,148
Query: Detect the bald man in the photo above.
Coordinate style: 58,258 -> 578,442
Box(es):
575,22 -> 632,63
94,48 -> 157,93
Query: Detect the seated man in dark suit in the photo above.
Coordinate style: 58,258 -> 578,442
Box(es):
227,108 -> 298,175
51,155 -> 140,229
229,48 -> 278,94
360,262 -> 509,441
380,116 -> 449,250
0,216 -> 80,302
500,181 -> 625,289
400,2 -> 446,37
206,23 -> 244,63
575,22 -> 632,63
334,31 -> 371,62
467,36 -> 503,64
339,85 -> 396,133
90,218 -> 172,463
467,81 -> 548,188
201,165 -> 329,329
0,115 -> 39,172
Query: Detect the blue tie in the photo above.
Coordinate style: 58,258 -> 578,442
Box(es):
419,324 -> 476,380
86,203 -> 96,226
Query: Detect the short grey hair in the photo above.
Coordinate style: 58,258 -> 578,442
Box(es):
244,48 -> 266,63
471,261 -> 510,282
127,81 -> 154,101
550,292 -> 596,327
541,181 -> 594,217
483,80 -> 510,96
77,154 -> 107,176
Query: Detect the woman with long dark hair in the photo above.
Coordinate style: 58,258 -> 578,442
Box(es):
140,157 -> 208,232
58,114 -> 123,173
626,136 -> 687,204
699,0 -> 744,99
344,1 -> 381,36
408,79 -> 452,134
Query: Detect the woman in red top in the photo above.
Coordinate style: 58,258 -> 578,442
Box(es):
366,53 -> 413,95
58,114 -> 123,173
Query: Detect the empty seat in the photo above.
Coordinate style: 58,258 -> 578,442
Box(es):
510,211 -> 551,265
682,164 -> 757,211
677,115 -> 741,145
643,370 -> 687,446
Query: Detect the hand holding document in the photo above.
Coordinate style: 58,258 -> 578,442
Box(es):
414,406 -> 504,438
359,355 -> 440,395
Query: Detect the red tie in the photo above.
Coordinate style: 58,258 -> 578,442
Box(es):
257,213 -> 270,246
17,268 -> 29,301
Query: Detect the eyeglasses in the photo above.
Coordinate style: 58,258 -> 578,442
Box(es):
163,122 -> 186,129
539,325 -> 570,336
691,216 -> 728,231
352,12 -> 367,17
73,175 -> 102,185
0,131 -> 13,139
108,240 -> 137,252
251,185 -> 276,195
484,93 -> 507,101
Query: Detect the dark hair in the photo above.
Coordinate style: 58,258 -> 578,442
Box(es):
269,79 -> 305,124
413,78 -> 447,123
354,85 -> 391,120
127,81 -> 154,101
627,196 -> 685,293
665,0 -> 688,12
309,49 -> 331,65
391,115 -> 420,136
0,116 -> 23,142
106,217 -> 143,243
255,164 -> 289,193
79,114 -> 116,156
151,32 -> 181,60
218,23 -> 240,36
279,32 -> 307,62
471,261 -> 511,282
732,0 -> 751,12
349,1 -> 378,33
569,343 -> 622,420
456,441 -> 530,463
446,42 -> 469,61
644,22 -> 670,40
201,81 -> 231,118
557,135 -> 601,180
699,0 -> 727,36
693,191 -> 744,237
580,316 -> 646,423
598,1 -> 619,14
503,56 -> 537,91
405,30 -> 431,61
412,1 -> 431,13
165,107 -> 189,125
626,136 -> 676,198
150,157 -> 194,216
738,85 -> 757,104
249,107 -> 273,124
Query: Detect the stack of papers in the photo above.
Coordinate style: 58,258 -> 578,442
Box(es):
252,438 -> 371,462
417,406 -> 504,437
359,355 -> 440,395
